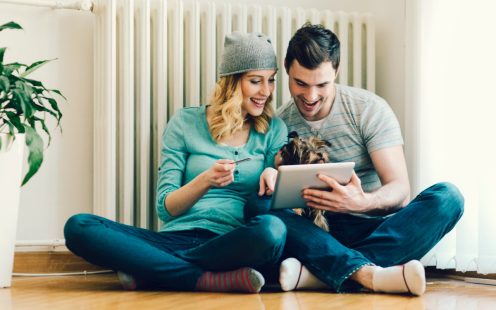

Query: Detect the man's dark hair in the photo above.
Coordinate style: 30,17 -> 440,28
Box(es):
284,22 -> 340,72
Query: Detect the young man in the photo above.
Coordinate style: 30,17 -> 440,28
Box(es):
271,23 -> 464,296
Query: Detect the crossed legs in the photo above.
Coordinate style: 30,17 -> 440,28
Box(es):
64,213 -> 287,293
275,182 -> 464,295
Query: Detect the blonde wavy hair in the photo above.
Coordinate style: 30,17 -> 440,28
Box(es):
208,73 -> 274,143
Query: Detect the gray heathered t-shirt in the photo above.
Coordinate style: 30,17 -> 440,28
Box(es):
277,84 -> 403,194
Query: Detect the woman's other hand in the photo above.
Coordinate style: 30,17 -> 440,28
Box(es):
259,167 -> 278,196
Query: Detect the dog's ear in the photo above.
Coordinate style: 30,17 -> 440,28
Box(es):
288,131 -> 299,139
324,140 -> 332,148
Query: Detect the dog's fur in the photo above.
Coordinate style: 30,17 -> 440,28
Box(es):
278,132 -> 332,231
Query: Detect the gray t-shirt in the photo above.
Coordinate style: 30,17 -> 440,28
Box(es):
277,84 -> 403,194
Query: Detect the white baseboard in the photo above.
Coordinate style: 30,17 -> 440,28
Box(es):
15,239 -> 67,252
446,275 -> 496,286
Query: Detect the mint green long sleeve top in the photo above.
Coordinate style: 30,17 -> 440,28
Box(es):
156,105 -> 288,235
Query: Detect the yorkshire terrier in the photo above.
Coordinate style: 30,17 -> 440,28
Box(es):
244,131 -> 332,231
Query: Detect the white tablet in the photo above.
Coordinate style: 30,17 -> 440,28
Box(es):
270,162 -> 355,210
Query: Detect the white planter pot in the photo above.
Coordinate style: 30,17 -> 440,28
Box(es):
0,134 -> 25,288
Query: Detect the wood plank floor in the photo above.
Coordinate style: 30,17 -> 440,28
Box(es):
2,274 -> 496,310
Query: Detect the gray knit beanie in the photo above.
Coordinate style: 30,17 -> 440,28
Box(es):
219,32 -> 277,77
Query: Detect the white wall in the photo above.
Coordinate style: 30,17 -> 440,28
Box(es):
1,0 -> 406,243
0,2 -> 94,242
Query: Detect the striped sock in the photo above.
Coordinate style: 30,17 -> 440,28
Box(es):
195,267 -> 265,293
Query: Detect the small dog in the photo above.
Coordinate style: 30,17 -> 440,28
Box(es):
277,131 -> 332,232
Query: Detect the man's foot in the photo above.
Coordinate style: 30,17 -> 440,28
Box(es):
372,260 -> 426,296
279,257 -> 328,291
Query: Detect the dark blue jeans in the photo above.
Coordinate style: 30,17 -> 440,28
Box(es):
246,182 -> 464,292
64,213 -> 286,290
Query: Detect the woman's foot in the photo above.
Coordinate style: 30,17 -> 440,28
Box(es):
117,271 -> 138,290
279,257 -> 328,291
196,267 -> 265,293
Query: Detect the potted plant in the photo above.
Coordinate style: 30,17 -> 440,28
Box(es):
0,21 -> 64,288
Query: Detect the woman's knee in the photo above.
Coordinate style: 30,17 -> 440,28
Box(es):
64,213 -> 99,245
250,214 -> 287,247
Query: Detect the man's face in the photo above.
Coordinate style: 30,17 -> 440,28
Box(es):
287,60 -> 337,121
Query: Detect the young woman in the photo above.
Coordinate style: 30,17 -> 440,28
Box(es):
64,32 -> 288,293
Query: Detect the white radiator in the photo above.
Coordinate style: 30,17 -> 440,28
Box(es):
92,0 -> 375,229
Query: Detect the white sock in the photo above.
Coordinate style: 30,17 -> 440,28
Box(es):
372,260 -> 426,296
279,257 -> 328,291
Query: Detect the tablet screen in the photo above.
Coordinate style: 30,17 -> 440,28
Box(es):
270,162 -> 355,210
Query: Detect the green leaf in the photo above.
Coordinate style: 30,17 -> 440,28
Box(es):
0,47 -> 5,65
0,22 -> 23,32
4,63 -> 26,75
2,100 -> 21,114
22,126 -> 44,186
34,116 -> 52,146
13,89 -> 33,118
46,97 -> 63,121
18,80 -> 34,97
1,117 -> 15,134
50,88 -> 66,100
32,99 -> 58,120
20,77 -> 44,88
0,76 -> 9,91
5,111 -> 24,132
21,59 -> 54,78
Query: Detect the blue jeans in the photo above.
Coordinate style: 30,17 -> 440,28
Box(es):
64,213 -> 286,290
246,182 -> 464,292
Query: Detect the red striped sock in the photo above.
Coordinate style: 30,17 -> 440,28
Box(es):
195,267 -> 265,293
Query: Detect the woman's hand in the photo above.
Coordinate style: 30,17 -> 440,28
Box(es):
258,167 -> 278,196
202,159 -> 236,188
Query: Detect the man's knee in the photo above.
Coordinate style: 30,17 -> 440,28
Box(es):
427,182 -> 464,221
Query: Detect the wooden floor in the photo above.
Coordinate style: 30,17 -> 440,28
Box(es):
2,274 -> 496,310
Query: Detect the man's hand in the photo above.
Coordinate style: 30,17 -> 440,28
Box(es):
258,167 -> 278,196
302,171 -> 372,213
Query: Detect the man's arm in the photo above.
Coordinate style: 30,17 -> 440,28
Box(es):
365,145 -> 411,212
303,145 -> 410,215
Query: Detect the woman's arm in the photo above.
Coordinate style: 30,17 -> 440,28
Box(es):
165,160 -> 236,217
157,108 -> 244,218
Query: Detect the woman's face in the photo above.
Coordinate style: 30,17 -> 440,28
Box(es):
240,69 -> 276,118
